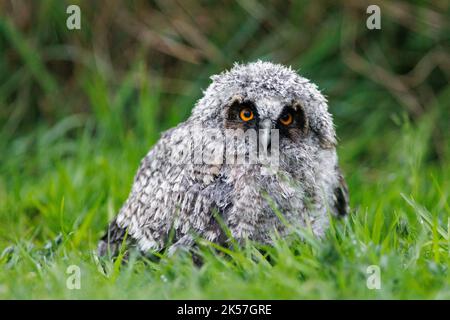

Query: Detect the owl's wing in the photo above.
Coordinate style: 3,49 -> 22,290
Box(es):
109,125 -> 231,253
333,168 -> 349,217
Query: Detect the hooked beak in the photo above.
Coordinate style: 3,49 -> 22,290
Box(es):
259,118 -> 272,153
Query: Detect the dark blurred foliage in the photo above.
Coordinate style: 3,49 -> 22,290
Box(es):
0,0 -> 449,161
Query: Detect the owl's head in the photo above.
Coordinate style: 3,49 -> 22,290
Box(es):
191,61 -> 336,149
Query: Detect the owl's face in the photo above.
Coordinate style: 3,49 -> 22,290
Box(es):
223,95 -> 308,146
191,61 -> 337,151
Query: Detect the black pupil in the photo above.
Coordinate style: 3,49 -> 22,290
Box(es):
243,110 -> 252,118
282,114 -> 290,121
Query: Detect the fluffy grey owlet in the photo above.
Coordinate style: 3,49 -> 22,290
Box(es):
98,61 -> 349,257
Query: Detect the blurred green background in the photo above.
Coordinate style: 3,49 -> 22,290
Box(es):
0,0 -> 449,299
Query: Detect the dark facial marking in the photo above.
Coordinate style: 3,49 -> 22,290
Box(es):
224,96 -> 259,130
277,101 -> 308,140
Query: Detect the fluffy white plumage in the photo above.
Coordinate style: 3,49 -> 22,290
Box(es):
98,61 -> 349,256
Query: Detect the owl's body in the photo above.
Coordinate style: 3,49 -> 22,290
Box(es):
98,61 -> 349,256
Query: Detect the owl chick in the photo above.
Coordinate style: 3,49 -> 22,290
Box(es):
98,61 -> 349,257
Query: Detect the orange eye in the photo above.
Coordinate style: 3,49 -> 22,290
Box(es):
280,113 -> 293,125
239,108 -> 254,121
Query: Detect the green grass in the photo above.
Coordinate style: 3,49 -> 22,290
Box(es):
0,1 -> 449,299
0,78 -> 448,299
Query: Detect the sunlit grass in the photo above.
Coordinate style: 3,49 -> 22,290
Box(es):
0,88 -> 448,298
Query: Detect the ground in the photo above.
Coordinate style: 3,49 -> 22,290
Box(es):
0,94 -> 448,299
